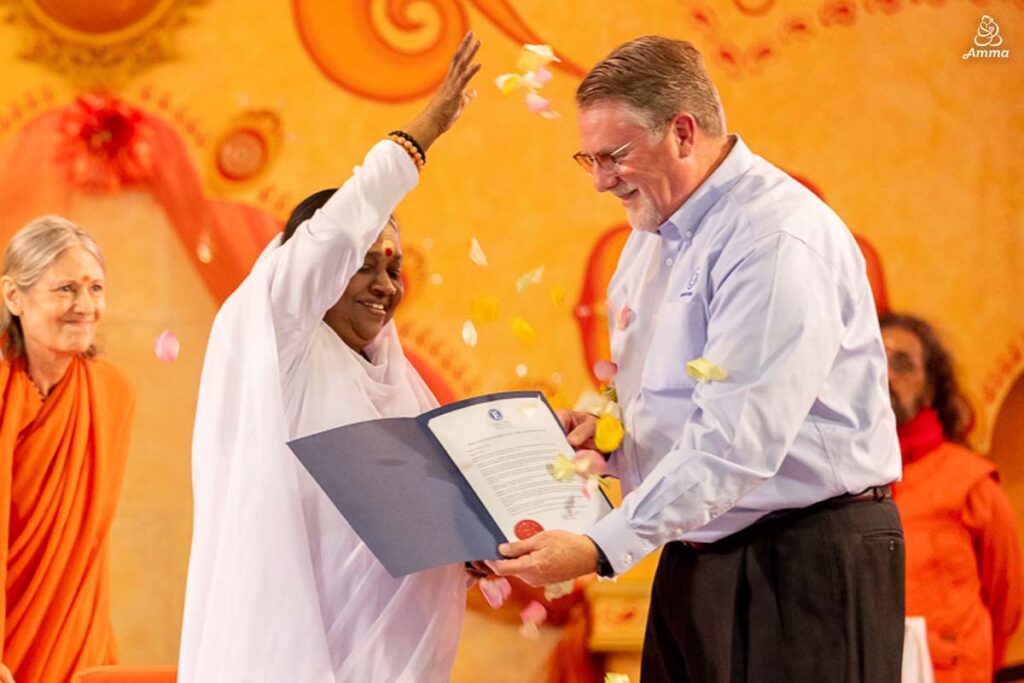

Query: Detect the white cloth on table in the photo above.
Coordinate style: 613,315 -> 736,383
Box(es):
178,141 -> 465,682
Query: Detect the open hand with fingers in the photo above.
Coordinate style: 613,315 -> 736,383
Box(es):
402,32 -> 482,153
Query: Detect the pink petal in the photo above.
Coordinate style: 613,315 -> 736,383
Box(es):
575,451 -> 607,476
520,600 -> 548,626
593,360 -> 618,383
478,577 -> 512,609
154,330 -> 180,363
528,93 -> 552,114
534,66 -> 553,85
615,305 -> 634,331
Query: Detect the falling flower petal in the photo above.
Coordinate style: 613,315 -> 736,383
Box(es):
549,452 -> 577,482
516,44 -> 561,73
495,73 -> 523,97
470,295 -> 500,324
523,67 -> 553,89
479,577 -> 512,609
594,413 -> 625,453
549,286 -> 566,306
515,363 -> 528,378
429,273 -> 444,285
582,475 -> 601,499
686,357 -> 728,383
154,330 -> 180,363
575,450 -> 607,476
469,237 -> 488,267
615,305 -> 634,331
593,360 -> 618,384
519,600 -> 548,639
544,580 -> 574,601
516,265 -> 545,294
196,239 -> 213,264
510,317 -> 536,347
605,674 -> 631,683
462,320 -> 478,347
574,390 -> 606,415
525,92 -> 560,119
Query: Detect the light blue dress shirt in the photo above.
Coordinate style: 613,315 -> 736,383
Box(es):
586,136 -> 901,575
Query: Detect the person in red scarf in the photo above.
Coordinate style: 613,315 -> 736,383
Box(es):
0,216 -> 134,683
882,313 -> 1022,681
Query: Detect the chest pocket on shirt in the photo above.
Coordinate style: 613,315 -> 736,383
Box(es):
641,291 -> 709,390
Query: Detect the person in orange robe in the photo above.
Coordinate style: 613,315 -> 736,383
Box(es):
882,313 -> 1022,682
0,216 -> 133,683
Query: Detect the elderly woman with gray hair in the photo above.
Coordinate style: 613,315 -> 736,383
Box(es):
0,216 -> 134,683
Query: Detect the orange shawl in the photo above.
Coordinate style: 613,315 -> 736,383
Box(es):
0,355 -> 134,683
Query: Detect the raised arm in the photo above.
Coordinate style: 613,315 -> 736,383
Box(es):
267,33 -> 481,358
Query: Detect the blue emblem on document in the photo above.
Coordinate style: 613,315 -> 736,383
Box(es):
488,408 -> 504,422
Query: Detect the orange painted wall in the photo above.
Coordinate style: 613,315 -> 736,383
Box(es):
0,0 -> 1021,674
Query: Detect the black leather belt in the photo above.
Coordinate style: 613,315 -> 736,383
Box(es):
828,484 -> 892,504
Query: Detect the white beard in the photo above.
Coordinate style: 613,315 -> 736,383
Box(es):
625,192 -> 663,232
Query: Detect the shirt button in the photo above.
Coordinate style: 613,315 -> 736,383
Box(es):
665,257 -> 674,267
685,230 -> 693,238
623,552 -> 634,566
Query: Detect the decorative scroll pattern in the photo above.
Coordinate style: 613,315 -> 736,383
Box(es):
0,0 -> 206,88
685,0 -> 1008,79
292,0 -> 584,102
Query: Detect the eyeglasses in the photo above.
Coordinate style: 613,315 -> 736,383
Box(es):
572,131 -> 649,174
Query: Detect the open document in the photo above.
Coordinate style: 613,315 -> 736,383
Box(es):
287,391 -> 612,577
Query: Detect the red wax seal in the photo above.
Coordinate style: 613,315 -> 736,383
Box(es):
514,519 -> 543,540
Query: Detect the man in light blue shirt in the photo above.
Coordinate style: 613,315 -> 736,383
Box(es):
492,36 -> 905,681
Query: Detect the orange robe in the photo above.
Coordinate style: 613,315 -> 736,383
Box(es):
0,355 -> 134,683
895,439 -> 1023,682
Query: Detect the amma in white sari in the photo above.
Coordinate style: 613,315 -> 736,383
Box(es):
178,141 -> 465,682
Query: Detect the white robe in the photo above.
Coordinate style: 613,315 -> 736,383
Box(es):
178,142 -> 465,682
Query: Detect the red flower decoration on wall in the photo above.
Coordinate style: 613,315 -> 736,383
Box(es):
57,93 -> 155,191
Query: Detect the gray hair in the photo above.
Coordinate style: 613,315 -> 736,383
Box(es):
576,36 -> 726,137
1,215 -> 105,360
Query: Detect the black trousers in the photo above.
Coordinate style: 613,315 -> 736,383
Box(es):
641,498 -> 905,683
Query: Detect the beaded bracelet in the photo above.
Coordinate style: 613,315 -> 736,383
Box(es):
387,134 -> 425,171
388,130 -> 426,163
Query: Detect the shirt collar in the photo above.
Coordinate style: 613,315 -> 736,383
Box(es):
659,134 -> 753,242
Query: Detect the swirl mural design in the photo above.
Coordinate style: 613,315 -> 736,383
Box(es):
292,0 -> 584,102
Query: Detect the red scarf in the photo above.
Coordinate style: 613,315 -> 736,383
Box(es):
897,406 -> 945,464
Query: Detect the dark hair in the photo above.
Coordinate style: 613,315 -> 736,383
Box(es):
281,188 -> 400,245
879,313 -> 970,443
282,189 -> 338,244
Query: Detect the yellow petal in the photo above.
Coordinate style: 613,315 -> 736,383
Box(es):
510,317 -> 536,347
494,73 -> 522,97
686,357 -> 728,383
470,295 -> 500,324
594,413 -> 624,453
550,452 -> 577,482
605,674 -> 631,683
516,265 -> 544,294
549,286 -> 566,306
516,44 -> 560,72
